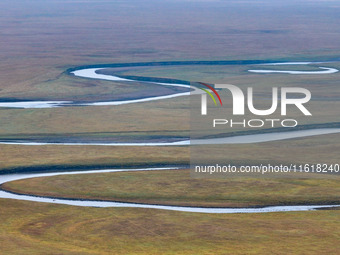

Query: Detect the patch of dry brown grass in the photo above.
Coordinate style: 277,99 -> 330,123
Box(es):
0,198 -> 339,255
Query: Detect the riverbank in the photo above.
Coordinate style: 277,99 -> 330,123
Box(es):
1,168 -> 339,213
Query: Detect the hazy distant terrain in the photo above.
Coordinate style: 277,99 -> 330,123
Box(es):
1,0 -> 340,99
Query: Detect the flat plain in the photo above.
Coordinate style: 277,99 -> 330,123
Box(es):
0,0 -> 339,254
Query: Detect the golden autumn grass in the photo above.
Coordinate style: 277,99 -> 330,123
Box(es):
1,1 -> 340,254
3,169 -> 340,208
0,198 -> 339,255
0,145 -> 188,172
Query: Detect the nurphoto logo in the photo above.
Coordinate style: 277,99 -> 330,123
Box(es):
199,83 -> 312,128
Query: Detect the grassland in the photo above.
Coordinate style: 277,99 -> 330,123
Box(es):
1,131 -> 339,173
1,0 -> 340,254
1,60 -> 339,138
0,145 -> 188,173
0,198 -> 339,255
1,0 -> 340,104
2,169 -> 340,208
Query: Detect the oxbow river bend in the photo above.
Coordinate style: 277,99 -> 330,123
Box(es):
1,168 -> 339,213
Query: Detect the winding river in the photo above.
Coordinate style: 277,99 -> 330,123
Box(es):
0,61 -> 339,145
248,62 -> 339,74
0,61 -> 338,109
0,60 -> 339,213
1,167 -> 339,213
1,128 -> 340,146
